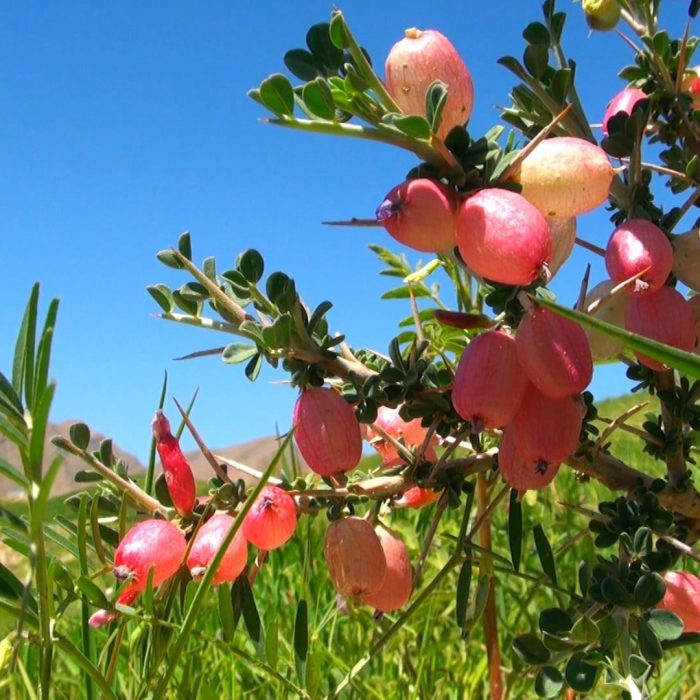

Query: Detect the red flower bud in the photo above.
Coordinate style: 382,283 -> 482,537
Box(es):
152,411 -> 196,518
242,485 -> 298,551
365,405 -> 435,468
393,485 -> 440,509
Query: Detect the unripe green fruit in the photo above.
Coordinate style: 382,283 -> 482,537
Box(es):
672,229 -> 700,293
583,280 -> 629,361
583,0 -> 621,31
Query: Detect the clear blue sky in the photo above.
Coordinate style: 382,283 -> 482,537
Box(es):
1,1 -> 693,462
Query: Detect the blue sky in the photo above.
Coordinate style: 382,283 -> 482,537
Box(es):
1,1 -> 693,462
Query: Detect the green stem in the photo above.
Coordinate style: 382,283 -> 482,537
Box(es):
265,117 -> 464,177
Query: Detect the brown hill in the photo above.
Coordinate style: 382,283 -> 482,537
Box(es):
0,421 -> 146,499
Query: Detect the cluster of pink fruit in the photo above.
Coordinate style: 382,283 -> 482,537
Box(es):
89,415 -> 297,627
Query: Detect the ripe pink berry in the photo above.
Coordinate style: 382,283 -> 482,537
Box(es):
583,279 -> 630,361
456,188 -> 552,286
393,485 -> 441,509
602,87 -> 648,135
672,229 -> 700,293
689,295 -> 700,352
187,513 -> 248,585
89,519 -> 187,627
363,524 -> 413,612
498,427 -> 560,492
365,405 -> 434,468
451,330 -> 528,430
624,286 -> 696,370
656,571 -> 700,633
510,384 -> 583,466
384,28 -> 474,139
324,517 -> 387,602
293,386 -> 362,477
152,411 -> 196,518
605,219 -> 673,296
242,485 -> 297,551
518,137 -> 613,218
516,306 -> 593,399
376,179 -> 457,253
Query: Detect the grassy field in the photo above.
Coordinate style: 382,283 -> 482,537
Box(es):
2,392 -> 700,698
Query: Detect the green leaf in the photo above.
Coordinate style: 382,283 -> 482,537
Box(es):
156,249 -> 184,269
284,49 -> 322,81
69,422 -> 91,451
533,524 -> 557,586
455,557 -> 472,628
601,576 -> 635,608
238,576 -> 261,644
328,11 -> 349,49
294,599 -> 308,663
237,249 -> 265,284
0,372 -> 24,420
12,283 -> 38,403
99,439 -> 114,468
307,301 -> 333,335
523,21 -> 550,46
534,666 -> 563,697
0,457 -> 28,489
259,74 -> 295,117
425,80 -> 448,133
539,608 -> 573,636
381,286 -> 432,301
534,296 -> 700,379
639,618 -> 663,662
508,490 -> 522,572
244,353 -> 263,382
497,55 -> 529,82
392,115 -> 432,140
306,22 -> 343,73
177,231 -> 192,260
565,653 -> 598,692
629,654 -> 650,681
218,583 -> 235,643
75,576 -> 110,609
74,470 -> 103,483
647,610 -> 684,640
306,652 -> 321,698
691,0 -> 700,18
634,572 -> 666,609
265,618 -> 279,668
202,257 -> 216,280
302,78 -> 336,120
513,634 -> 550,665
222,344 -> 259,365
146,285 -> 174,314
0,562 -> 24,600
524,44 -> 549,80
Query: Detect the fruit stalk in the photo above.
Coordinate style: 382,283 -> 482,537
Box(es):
655,370 -> 689,490
476,474 -> 503,700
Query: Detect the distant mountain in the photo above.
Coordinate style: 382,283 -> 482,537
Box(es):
0,422 -> 307,500
0,421 -> 146,499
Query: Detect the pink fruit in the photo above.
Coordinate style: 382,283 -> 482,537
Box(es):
152,411 -> 196,518
187,513 -> 248,585
516,306 -> 593,399
363,524 -> 413,612
376,178 -> 457,253
510,384 -> 583,465
451,329 -> 528,430
672,229 -> 700,293
456,188 -> 552,286
605,219 -> 673,296
293,386 -> 362,477
89,519 -> 187,627
393,485 -> 441,509
498,427 -> 560,492
657,571 -> 700,632
602,87 -> 648,135
384,28 -> 474,138
365,405 -> 434,467
242,485 -> 297,551
583,279 -> 630,361
324,517 -> 387,602
547,216 -> 577,277
624,286 -> 696,370
517,137 -> 613,218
